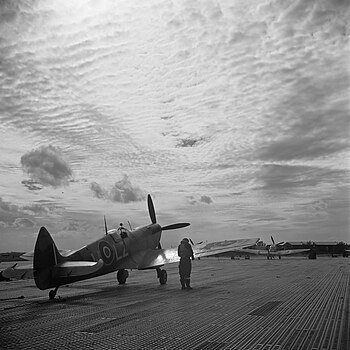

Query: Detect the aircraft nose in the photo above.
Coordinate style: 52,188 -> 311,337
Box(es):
151,224 -> 162,234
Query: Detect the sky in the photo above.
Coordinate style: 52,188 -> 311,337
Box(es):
0,0 -> 349,252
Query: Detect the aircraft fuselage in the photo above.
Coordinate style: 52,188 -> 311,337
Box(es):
34,224 -> 162,289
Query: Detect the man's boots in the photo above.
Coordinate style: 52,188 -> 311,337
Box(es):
185,278 -> 192,290
180,278 -> 186,290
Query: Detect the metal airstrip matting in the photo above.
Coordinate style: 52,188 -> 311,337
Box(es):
0,257 -> 349,349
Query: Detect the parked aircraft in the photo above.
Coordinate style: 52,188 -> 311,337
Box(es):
27,194 -> 259,299
237,236 -> 310,259
0,262 -> 33,280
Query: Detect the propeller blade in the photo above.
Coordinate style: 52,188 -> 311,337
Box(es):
104,216 -> 108,235
161,223 -> 190,231
148,194 -> 157,224
271,236 -> 275,245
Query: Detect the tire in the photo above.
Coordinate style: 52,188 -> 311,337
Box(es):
159,270 -> 167,285
117,269 -> 129,284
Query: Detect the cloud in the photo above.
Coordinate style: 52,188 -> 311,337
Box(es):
21,180 -> 43,191
90,182 -> 107,199
0,197 -> 47,228
13,217 -> 35,228
256,217 -> 286,222
255,164 -> 349,191
187,195 -> 213,205
62,221 -> 80,232
187,196 -> 197,205
176,137 -> 206,148
22,203 -> 50,215
21,145 -> 73,187
0,1 -> 20,25
90,175 -> 145,203
200,195 -> 213,204
0,197 -> 19,226
256,62 -> 349,162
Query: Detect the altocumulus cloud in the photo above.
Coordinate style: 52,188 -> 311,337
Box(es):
90,175 -> 145,203
255,164 -> 348,191
21,145 -> 72,187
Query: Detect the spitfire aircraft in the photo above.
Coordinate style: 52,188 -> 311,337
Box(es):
24,194 -> 258,299
237,236 -> 310,259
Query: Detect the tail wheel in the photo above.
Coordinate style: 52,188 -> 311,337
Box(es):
49,286 -> 59,300
159,269 -> 167,285
117,269 -> 129,284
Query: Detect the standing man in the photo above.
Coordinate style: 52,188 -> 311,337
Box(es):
178,238 -> 194,290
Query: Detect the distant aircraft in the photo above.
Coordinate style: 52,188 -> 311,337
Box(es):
24,194 -> 259,299
0,263 -> 32,280
237,236 -> 310,259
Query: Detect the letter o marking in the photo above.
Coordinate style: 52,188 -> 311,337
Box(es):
99,241 -> 115,265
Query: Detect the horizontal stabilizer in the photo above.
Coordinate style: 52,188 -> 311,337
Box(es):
52,259 -> 104,279
21,248 -> 76,261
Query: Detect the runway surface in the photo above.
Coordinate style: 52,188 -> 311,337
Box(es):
0,257 -> 349,349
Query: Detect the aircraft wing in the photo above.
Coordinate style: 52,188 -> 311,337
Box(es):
235,248 -> 310,256
193,238 -> 260,258
136,248 -> 179,270
136,238 -> 260,269
1,263 -> 33,280
234,248 -> 267,255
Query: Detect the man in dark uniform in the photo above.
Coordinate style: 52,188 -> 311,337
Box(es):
178,238 -> 194,290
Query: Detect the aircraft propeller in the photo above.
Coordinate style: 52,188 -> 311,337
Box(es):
148,194 -> 157,224
147,194 -> 190,249
271,235 -> 284,246
147,194 -> 190,231
162,223 -> 190,231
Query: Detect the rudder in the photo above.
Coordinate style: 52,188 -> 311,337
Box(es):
33,227 -> 63,290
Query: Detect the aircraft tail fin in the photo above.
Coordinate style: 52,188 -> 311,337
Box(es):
34,226 -> 63,290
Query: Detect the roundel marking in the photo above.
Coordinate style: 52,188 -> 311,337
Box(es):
98,241 -> 115,265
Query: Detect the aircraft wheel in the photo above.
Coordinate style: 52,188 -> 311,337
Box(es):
159,269 -> 167,285
117,269 -> 129,284
49,290 -> 56,300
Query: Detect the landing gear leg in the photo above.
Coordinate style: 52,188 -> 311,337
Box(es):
49,286 -> 59,300
117,269 -> 129,284
157,268 -> 167,285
